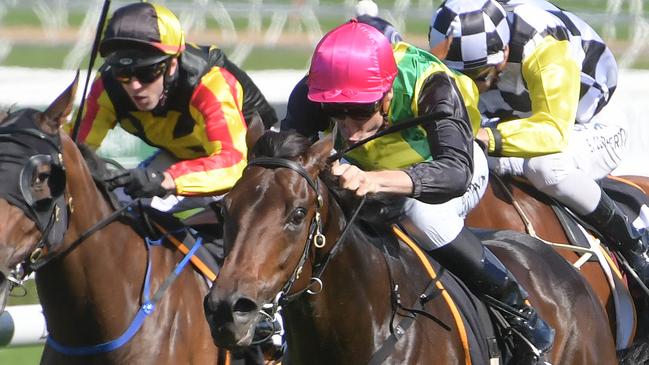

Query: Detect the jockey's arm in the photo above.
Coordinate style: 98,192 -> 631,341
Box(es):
482,36 -> 581,158
70,74 -> 118,149
404,72 -> 474,204
165,67 -> 248,196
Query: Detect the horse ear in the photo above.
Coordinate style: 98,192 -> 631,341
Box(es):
246,112 -> 265,159
43,71 -> 79,132
304,134 -> 334,173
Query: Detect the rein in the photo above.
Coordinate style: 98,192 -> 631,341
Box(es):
47,232 -> 204,355
0,120 -> 205,355
329,110 -> 446,161
251,112 -> 447,303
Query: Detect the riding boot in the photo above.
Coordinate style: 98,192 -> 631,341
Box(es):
582,192 -> 649,285
428,227 -> 556,356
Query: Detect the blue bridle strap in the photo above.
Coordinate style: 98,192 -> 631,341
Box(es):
46,235 -> 204,356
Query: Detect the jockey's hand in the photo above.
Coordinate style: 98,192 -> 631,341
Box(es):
331,161 -> 378,197
123,168 -> 168,198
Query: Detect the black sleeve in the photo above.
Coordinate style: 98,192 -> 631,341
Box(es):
404,72 -> 474,204
280,76 -> 331,140
222,56 -> 278,129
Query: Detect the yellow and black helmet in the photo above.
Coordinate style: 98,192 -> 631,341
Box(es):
100,2 -> 185,67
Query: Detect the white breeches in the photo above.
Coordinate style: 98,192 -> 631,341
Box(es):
399,142 -> 489,250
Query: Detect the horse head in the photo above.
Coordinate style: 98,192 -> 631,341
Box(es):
0,74 -> 78,312
204,130 -> 339,348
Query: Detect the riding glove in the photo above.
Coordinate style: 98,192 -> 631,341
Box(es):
123,168 -> 167,198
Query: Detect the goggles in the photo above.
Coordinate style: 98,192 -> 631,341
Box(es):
112,59 -> 169,84
320,100 -> 381,120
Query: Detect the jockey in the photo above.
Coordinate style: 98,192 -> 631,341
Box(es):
281,20 -> 555,358
73,2 -> 276,201
72,2 -> 279,355
428,0 -> 649,285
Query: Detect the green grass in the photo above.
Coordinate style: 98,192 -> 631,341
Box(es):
1,44 -> 314,70
1,281 -> 42,364
0,345 -> 43,365
2,45 -> 80,69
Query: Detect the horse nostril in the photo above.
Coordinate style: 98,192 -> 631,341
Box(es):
232,296 -> 258,315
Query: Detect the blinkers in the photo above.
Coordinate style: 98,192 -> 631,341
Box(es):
0,109 -> 69,268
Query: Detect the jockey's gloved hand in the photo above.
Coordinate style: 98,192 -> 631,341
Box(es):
123,168 -> 167,198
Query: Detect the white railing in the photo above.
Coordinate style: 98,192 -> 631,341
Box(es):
0,305 -> 47,347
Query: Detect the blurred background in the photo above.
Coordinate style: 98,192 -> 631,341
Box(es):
0,0 -> 647,363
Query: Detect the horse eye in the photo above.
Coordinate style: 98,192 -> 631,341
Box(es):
289,208 -> 307,225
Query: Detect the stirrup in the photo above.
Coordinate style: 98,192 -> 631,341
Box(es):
507,307 -> 555,356
483,295 -> 554,358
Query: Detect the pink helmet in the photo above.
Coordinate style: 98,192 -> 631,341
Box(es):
308,20 -> 398,104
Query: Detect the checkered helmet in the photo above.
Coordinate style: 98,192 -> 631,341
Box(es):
429,0 -> 510,70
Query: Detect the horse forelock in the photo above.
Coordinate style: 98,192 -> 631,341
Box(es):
251,130 -> 311,159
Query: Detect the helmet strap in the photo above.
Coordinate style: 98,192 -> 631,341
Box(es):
156,57 -> 176,109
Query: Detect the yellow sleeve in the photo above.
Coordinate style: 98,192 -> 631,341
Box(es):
487,36 -> 580,158
168,66 -> 248,195
454,72 -> 482,136
68,75 -> 117,150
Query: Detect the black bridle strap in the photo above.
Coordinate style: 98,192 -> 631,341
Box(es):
0,128 -> 61,153
281,194 -> 366,304
329,110 -> 446,161
31,200 -> 136,270
248,157 -> 320,198
311,194 -> 366,278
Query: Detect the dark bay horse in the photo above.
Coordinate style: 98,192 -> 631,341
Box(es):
0,78 -> 223,364
204,130 -> 619,364
466,173 -> 649,349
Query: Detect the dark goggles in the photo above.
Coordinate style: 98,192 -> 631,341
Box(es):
320,100 -> 381,120
112,60 -> 169,84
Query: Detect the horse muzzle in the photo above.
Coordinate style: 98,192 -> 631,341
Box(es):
204,291 -> 261,349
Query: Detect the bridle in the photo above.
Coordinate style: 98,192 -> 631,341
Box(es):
0,110 -> 70,281
245,157 -> 365,328
0,110 -> 131,283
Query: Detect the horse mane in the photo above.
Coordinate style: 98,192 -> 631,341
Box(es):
76,143 -> 125,210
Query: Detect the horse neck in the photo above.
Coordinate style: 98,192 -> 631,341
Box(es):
283,193 -> 410,363
34,144 -> 154,343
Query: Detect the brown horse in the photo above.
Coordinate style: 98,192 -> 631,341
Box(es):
466,173 -> 649,349
0,78 -> 224,364
203,130 -> 619,364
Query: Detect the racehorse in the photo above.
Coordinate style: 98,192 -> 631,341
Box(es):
203,130 -> 619,364
466,173 -> 649,349
0,77 -> 225,364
